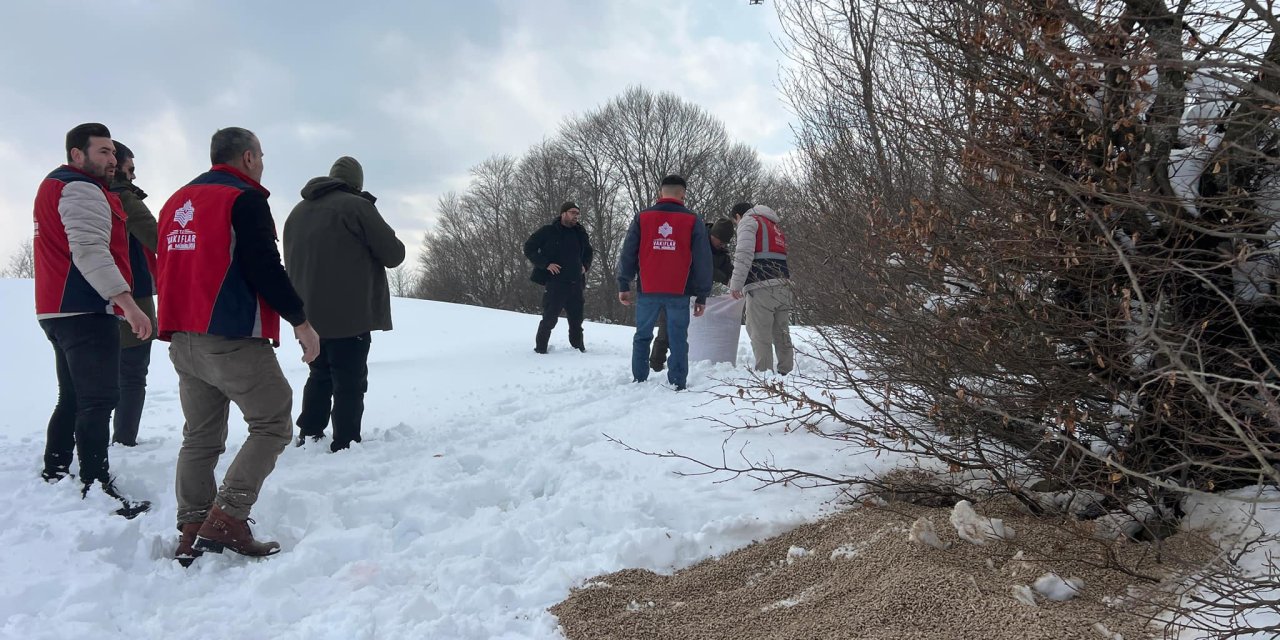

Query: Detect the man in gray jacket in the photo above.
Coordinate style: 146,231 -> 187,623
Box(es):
729,202 -> 794,375
34,123 -> 152,517
284,157 -> 406,452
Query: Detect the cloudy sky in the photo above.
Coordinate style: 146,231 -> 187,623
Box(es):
0,0 -> 796,268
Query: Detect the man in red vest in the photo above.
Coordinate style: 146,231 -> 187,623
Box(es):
617,175 -> 712,391
156,127 -> 320,565
729,202 -> 794,374
34,122 -> 152,518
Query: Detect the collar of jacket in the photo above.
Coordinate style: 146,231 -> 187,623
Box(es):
60,163 -> 109,188
210,163 -> 270,197
655,197 -> 684,205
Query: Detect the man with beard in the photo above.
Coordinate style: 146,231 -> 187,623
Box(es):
33,122 -> 152,517
524,202 -> 594,353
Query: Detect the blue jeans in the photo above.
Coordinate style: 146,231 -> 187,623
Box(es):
632,294 -> 691,387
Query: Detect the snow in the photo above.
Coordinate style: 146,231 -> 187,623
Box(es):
0,278 -> 871,640
1032,572 -> 1085,602
1,275 -> 1276,638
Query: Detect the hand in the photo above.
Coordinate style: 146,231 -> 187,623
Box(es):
693,303 -> 706,318
547,263 -> 562,275
731,289 -> 744,300
112,294 -> 151,340
294,322 -> 321,363
618,291 -> 633,306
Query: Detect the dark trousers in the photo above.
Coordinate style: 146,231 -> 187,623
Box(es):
535,279 -> 585,350
40,314 -> 121,486
112,341 -> 152,446
297,333 -> 371,449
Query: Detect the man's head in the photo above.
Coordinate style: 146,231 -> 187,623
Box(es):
210,127 -> 264,183
729,201 -> 754,223
329,156 -> 363,191
66,123 -> 116,181
659,174 -> 686,200
709,217 -> 735,250
559,201 -> 580,227
113,140 -> 136,182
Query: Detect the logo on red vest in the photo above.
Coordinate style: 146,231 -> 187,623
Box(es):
166,200 -> 197,252
653,221 -> 676,251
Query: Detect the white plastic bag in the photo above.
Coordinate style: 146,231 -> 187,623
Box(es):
688,295 -> 744,365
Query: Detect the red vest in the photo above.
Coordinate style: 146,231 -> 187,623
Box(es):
33,166 -> 132,316
753,215 -> 788,258
156,165 -> 280,342
637,198 -> 698,295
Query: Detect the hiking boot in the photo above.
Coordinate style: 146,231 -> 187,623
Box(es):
175,522 -> 203,567
41,468 -> 69,484
534,346 -> 548,354
194,505 -> 281,557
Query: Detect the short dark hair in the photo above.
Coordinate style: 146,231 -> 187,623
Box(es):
210,127 -> 259,165
66,123 -> 111,162
113,140 -> 134,164
660,174 -> 687,188
729,202 -> 754,218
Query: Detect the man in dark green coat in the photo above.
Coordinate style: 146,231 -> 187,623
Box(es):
109,141 -> 158,446
283,156 -> 405,452
524,202 -> 594,353
649,217 -> 734,372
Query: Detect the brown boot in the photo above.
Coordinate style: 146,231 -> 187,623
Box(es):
175,523 -> 203,567
193,505 -> 281,557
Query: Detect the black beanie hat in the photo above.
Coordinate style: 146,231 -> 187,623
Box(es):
709,218 -> 735,243
729,202 -> 754,217
560,201 -> 579,213
113,140 -> 134,164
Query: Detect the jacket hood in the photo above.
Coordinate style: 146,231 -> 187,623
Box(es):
301,176 -> 346,200
300,176 -> 377,204
746,204 -> 780,223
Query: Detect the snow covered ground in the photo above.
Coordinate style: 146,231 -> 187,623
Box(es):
0,279 -> 872,639
1,276 -> 1274,639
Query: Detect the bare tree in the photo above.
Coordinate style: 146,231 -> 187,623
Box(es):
2,239 -> 34,279
387,264 -> 417,298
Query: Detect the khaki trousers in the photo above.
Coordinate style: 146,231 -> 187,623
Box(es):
744,284 -> 795,374
169,332 -> 292,524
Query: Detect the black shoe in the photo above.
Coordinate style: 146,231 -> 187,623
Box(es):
330,440 -> 353,453
534,346 -> 548,354
573,346 -> 586,352
92,478 -> 152,519
295,433 -> 324,447
674,385 -> 686,391
41,468 -> 69,484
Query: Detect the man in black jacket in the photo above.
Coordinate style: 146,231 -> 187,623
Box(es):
284,156 -> 406,452
524,202 -> 594,353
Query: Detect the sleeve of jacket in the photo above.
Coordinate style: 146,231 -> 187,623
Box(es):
689,217 -> 713,304
116,187 -> 158,252
230,191 -> 307,327
523,226 -> 549,268
616,215 -> 642,292
59,181 -> 130,299
729,215 -> 759,292
712,251 -> 733,286
359,202 -> 406,268
581,227 -> 594,271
